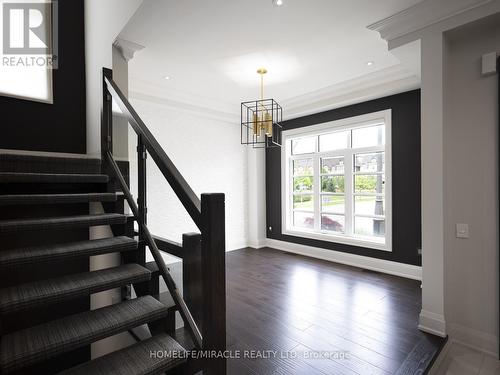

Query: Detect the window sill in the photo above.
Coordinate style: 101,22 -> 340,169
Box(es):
282,228 -> 392,252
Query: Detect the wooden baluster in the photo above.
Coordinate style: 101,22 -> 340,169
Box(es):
102,68 -> 113,162
137,135 -> 147,266
201,193 -> 226,375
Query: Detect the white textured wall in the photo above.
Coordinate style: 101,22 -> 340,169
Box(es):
112,46 -> 130,160
444,16 -> 500,354
128,96 -> 249,251
88,37 -> 136,359
84,0 -> 143,157
247,148 -> 267,248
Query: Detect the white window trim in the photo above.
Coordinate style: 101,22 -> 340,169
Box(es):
281,109 -> 392,252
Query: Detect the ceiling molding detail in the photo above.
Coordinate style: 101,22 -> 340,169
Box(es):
281,65 -> 420,119
130,64 -> 420,124
367,0 -> 492,42
113,38 -> 145,62
130,77 -> 235,114
129,80 -> 238,124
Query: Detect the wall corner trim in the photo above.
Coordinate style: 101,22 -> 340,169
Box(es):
265,239 -> 422,280
419,310 -> 447,337
367,0 -> 492,42
113,38 -> 145,62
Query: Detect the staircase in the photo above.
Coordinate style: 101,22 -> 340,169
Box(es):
0,156 -> 187,374
0,68 -> 226,375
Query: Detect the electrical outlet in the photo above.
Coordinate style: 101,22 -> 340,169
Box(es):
456,223 -> 469,239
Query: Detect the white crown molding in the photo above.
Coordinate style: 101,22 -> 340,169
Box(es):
130,77 -> 235,114
129,76 -> 238,123
129,90 -> 238,125
265,238 -> 422,280
281,64 -> 420,120
113,38 -> 145,62
130,64 -> 420,124
367,0 -> 493,42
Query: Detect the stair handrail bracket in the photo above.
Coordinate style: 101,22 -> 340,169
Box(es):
101,67 -> 226,374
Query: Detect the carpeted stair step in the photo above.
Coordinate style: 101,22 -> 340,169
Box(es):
0,172 -> 108,184
0,296 -> 169,374
0,213 -> 128,234
0,236 -> 138,269
0,193 -> 117,206
58,333 -> 187,375
0,264 -> 151,314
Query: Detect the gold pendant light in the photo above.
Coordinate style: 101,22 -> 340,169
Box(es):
241,68 -> 283,149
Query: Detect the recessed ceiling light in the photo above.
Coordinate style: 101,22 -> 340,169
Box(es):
273,0 -> 283,7
163,76 -> 171,80
366,61 -> 374,67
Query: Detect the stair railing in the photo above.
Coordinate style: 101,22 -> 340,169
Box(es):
101,68 -> 226,374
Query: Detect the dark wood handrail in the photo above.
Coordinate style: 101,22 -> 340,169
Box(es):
106,151 -> 203,349
154,235 -> 183,259
104,76 -> 202,227
102,68 -> 226,374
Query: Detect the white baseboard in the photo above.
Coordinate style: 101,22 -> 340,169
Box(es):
227,240 -> 250,252
264,238 -> 422,280
418,310 -> 447,337
247,239 -> 267,249
447,323 -> 498,357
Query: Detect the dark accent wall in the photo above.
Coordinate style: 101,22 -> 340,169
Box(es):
0,0 -> 86,154
266,89 -> 422,266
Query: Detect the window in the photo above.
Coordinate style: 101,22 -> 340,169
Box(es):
0,1 -> 54,103
282,110 -> 392,251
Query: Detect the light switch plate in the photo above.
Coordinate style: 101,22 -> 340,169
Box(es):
456,223 -> 469,239
482,52 -> 498,75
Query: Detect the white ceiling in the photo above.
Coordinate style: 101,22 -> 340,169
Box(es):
119,0 -> 423,119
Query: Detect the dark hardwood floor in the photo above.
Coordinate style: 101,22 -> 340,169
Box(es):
224,247 -> 445,375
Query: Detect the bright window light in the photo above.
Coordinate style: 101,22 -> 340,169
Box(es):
282,110 -> 393,252
0,0 -> 53,103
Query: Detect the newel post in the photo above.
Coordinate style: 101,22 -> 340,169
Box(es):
200,193 -> 226,375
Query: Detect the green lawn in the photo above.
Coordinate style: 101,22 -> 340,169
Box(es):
294,195 -> 374,210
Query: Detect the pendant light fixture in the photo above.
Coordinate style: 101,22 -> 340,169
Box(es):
241,68 -> 283,149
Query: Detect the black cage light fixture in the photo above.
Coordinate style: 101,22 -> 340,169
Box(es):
241,68 -> 283,148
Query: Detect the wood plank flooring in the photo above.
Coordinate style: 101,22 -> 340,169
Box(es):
224,247 -> 445,375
